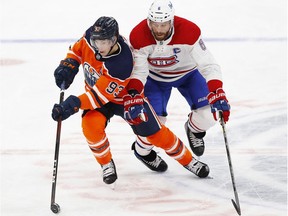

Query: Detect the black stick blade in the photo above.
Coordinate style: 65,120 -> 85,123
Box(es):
231,199 -> 241,215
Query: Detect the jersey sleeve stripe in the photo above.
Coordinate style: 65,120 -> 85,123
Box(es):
85,92 -> 98,109
89,88 -> 104,108
92,86 -> 109,104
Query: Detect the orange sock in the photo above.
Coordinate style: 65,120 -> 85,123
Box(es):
147,126 -> 192,166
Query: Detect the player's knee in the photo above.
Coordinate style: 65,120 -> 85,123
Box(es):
82,111 -> 106,143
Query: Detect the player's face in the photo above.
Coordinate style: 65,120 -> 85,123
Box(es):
92,38 -> 115,56
149,20 -> 172,41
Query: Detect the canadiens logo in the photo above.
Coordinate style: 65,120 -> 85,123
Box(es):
148,55 -> 179,67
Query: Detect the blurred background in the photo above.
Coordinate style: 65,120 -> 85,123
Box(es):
1,0 -> 287,215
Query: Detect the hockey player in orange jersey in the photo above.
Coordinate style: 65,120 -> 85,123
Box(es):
51,16 -> 210,185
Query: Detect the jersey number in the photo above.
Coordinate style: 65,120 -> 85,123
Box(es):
106,82 -> 124,97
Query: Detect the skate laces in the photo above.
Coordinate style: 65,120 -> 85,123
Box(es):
102,161 -> 116,177
186,128 -> 204,148
185,159 -> 203,174
146,156 -> 162,168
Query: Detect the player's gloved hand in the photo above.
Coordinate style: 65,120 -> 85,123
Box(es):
207,88 -> 230,123
52,95 -> 81,121
123,90 -> 148,125
54,58 -> 80,89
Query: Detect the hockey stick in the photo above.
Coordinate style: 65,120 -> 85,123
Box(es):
50,83 -> 65,214
219,112 -> 241,215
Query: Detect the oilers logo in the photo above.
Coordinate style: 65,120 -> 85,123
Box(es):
83,62 -> 101,87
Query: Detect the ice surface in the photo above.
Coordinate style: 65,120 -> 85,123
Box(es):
0,0 -> 287,215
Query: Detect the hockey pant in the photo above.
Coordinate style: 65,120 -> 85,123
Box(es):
81,100 -> 192,166
139,70 -> 217,154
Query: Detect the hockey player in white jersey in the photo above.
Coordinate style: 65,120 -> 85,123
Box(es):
129,0 -> 230,169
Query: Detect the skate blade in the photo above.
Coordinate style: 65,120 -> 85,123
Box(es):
109,181 -> 117,190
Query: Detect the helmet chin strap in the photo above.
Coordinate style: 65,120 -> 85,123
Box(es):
107,44 -> 115,55
95,52 -> 102,60
165,27 -> 173,40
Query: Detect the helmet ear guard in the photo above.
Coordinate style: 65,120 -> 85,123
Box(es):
148,0 -> 175,23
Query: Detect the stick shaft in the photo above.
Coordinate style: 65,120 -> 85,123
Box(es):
219,113 -> 241,215
50,89 -> 65,205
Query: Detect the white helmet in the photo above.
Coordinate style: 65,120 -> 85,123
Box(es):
148,0 -> 175,23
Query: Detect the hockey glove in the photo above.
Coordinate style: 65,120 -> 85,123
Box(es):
123,90 -> 148,125
52,95 -> 81,121
207,88 -> 230,123
54,58 -> 80,89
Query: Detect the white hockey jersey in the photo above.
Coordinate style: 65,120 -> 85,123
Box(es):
129,16 -> 223,92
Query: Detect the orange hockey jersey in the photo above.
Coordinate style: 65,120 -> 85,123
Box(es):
65,26 -> 136,110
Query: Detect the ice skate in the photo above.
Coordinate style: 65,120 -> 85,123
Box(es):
184,157 -> 209,178
184,121 -> 206,156
132,142 -> 168,172
101,159 -> 117,184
